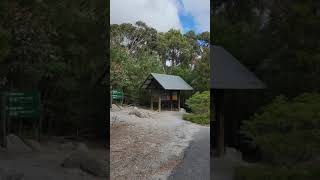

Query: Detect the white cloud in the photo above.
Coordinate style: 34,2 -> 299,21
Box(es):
180,0 -> 210,32
110,0 -> 210,33
110,0 -> 183,32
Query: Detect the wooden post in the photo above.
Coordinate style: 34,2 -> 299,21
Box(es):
38,114 -> 42,142
213,89 -> 225,157
178,91 -> 181,110
110,86 -> 112,107
158,94 -> 161,112
150,90 -> 153,110
1,93 -> 7,148
170,91 -> 173,111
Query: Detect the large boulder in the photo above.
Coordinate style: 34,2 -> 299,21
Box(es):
0,168 -> 24,180
6,134 -> 32,153
74,142 -> 89,153
25,139 -> 42,152
128,109 -> 150,118
225,147 -> 242,162
62,151 -> 107,177
59,142 -> 75,151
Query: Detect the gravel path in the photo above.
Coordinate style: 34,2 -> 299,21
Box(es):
110,107 -> 204,180
168,127 -> 210,180
0,141 -> 107,180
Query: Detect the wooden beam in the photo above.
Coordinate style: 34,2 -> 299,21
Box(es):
1,93 -> 7,148
170,91 -> 173,111
158,94 -> 161,112
178,91 -> 181,110
213,89 -> 225,157
150,90 -> 153,110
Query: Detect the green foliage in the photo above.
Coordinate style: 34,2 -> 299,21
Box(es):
183,113 -> 209,125
110,21 -> 210,105
234,164 -> 320,180
184,91 -> 210,124
111,46 -> 163,103
0,0 -> 107,137
191,47 -> 210,92
241,93 -> 320,165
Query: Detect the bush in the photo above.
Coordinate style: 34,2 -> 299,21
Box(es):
234,164 -> 320,180
183,113 -> 209,125
183,91 -> 210,124
241,93 -> 320,165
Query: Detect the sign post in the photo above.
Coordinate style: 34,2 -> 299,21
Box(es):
0,91 -> 41,146
111,90 -> 124,105
1,93 -> 7,148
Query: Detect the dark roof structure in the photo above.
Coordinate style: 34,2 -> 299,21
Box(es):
141,73 -> 193,90
211,45 -> 266,89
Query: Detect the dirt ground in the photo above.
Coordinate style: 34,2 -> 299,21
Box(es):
110,106 -> 204,180
0,138 -> 107,180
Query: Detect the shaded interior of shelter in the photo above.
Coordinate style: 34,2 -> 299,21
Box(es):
210,45 -> 266,160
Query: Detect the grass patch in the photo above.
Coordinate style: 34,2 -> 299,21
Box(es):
183,113 -> 209,125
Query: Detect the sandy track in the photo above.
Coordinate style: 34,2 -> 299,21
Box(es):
110,107 -> 203,180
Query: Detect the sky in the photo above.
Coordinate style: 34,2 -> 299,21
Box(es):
110,0 -> 210,34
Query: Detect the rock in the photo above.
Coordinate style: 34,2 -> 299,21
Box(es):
59,142 -> 75,151
112,104 -> 122,111
25,139 -> 42,152
61,151 -> 84,168
0,168 -> 24,180
75,142 -> 89,152
179,108 -> 186,113
6,134 -> 32,153
62,151 -> 107,177
129,109 -> 145,118
225,147 -> 242,162
80,156 -> 108,177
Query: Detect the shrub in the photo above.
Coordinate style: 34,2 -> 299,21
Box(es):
241,93 -> 320,165
234,164 -> 320,180
183,113 -> 209,125
183,91 -> 210,124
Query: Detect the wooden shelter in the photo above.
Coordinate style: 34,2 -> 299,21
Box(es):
141,73 -> 193,111
211,45 -> 266,157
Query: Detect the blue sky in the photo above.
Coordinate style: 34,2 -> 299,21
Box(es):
179,12 -> 198,33
111,0 -> 209,34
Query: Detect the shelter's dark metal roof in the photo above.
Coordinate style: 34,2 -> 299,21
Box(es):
211,45 -> 266,89
141,73 -> 193,90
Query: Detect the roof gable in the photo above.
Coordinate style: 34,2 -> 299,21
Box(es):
141,73 -> 193,90
211,45 -> 266,89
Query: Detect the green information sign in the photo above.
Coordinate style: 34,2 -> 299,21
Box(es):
112,90 -> 123,100
3,91 -> 41,118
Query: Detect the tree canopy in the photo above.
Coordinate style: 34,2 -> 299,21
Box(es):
110,21 -> 210,105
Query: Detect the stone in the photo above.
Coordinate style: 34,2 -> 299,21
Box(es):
62,151 -> 108,177
61,151 -> 84,168
225,147 -> 242,162
112,104 -> 122,111
129,109 -> 145,118
25,139 -> 42,152
0,168 -> 24,180
6,134 -> 32,153
59,142 -> 75,151
75,142 -> 89,152
80,157 -> 108,177
179,108 -> 186,113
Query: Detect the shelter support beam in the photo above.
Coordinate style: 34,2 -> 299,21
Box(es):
213,89 -> 225,157
158,95 -> 161,112
150,90 -> 153,110
178,91 -> 181,110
